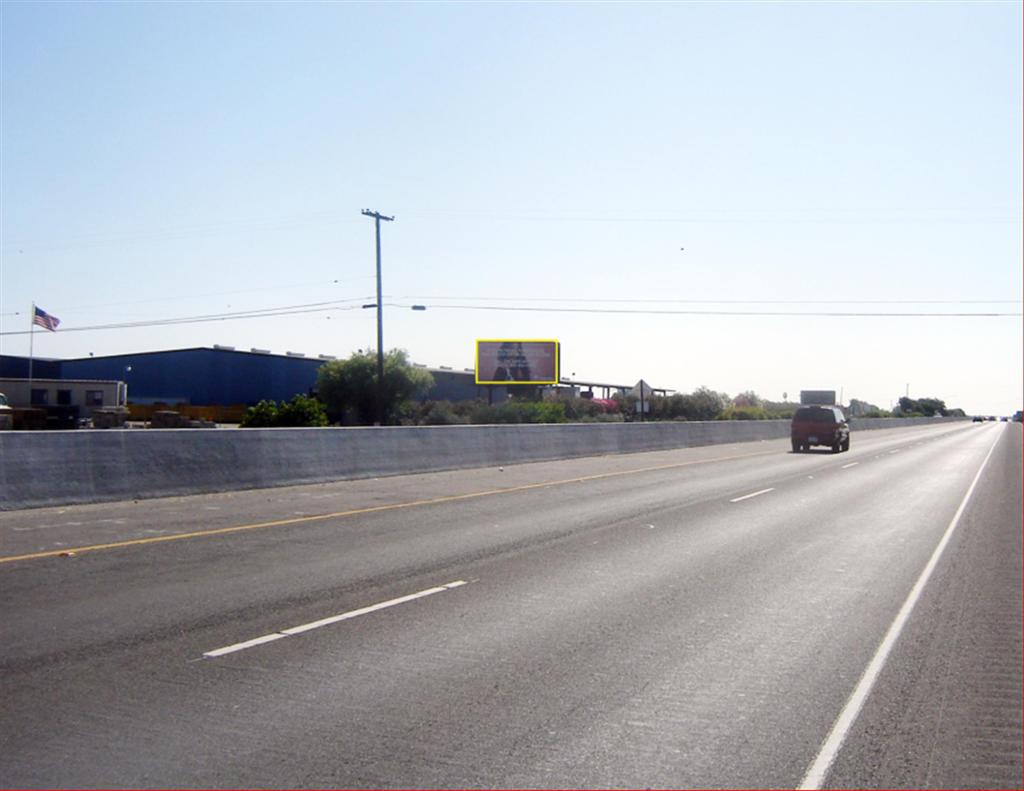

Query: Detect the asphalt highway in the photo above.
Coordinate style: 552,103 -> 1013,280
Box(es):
1,421 -> 1020,788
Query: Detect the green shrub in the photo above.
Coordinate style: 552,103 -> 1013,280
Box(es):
274,394 -> 328,427
469,400 -> 568,424
717,405 -> 770,420
561,397 -> 605,421
240,394 -> 328,428
417,400 -> 469,425
239,400 -> 280,428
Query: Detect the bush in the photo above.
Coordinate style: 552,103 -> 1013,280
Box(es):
239,400 -> 280,428
240,394 -> 328,428
469,400 -> 568,424
717,405 -> 771,420
561,397 -> 605,421
761,401 -> 798,419
676,386 -> 730,421
275,394 -> 329,427
403,400 -> 469,425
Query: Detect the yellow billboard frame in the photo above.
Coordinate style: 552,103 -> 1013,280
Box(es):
475,339 -> 560,385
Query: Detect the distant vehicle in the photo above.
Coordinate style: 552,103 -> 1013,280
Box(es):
989,416 -> 997,422
1001,416 -> 1009,422
973,416 -> 985,422
1014,411 -> 1023,423
0,393 -> 12,430
791,405 -> 849,453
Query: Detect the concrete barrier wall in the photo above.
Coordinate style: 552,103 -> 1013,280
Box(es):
0,417 -> 968,511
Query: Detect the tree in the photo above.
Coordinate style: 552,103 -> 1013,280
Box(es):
848,398 -> 880,417
732,390 -> 762,408
897,396 -> 949,417
915,397 -> 947,417
316,349 -> 434,425
677,386 -> 730,421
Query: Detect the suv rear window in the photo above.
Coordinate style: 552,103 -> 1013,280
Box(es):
794,407 -> 835,423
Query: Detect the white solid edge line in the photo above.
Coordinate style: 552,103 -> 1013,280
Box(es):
841,462 -> 859,469
797,427 -> 1004,790
203,580 -> 467,657
729,488 -> 775,503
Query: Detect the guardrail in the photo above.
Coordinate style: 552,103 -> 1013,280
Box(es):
0,417 -> 968,511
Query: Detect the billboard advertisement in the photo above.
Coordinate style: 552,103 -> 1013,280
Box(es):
475,340 -> 560,384
800,390 -> 837,405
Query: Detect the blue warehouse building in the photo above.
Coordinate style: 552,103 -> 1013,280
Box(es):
61,347 -> 326,406
2,347 -> 508,407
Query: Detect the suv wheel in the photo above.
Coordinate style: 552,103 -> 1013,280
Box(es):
792,440 -> 800,453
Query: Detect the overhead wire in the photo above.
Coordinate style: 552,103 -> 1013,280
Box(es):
397,295 -> 1022,306
0,298 -> 374,336
2,294 -> 1019,337
389,303 -> 1022,318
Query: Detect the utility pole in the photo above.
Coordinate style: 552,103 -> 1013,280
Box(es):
362,209 -> 394,426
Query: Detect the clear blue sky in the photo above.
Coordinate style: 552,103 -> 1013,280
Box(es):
2,1 -> 1020,415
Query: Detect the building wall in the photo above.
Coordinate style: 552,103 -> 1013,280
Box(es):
61,349 -> 324,406
0,378 -> 124,417
424,368 -> 510,403
0,356 -> 61,379
1,351 -> 523,408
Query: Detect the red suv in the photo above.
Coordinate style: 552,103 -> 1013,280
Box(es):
791,405 -> 850,453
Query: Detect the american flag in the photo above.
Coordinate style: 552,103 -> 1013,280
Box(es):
33,306 -> 60,332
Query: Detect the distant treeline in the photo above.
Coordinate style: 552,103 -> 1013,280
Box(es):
237,350 -> 964,427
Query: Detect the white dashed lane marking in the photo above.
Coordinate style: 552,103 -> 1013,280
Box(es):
729,488 -> 775,503
203,580 -> 468,658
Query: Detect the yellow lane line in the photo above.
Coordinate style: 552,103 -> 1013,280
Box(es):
0,448 -> 777,564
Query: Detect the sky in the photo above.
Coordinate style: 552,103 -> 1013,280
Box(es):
1,1 -> 1021,416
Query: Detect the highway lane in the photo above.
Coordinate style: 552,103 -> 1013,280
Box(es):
1,421 -> 1019,788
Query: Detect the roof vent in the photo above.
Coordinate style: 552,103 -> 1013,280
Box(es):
318,354 -> 337,360
286,351 -> 306,358
439,366 -> 453,370
250,348 -> 271,355
213,344 -> 235,351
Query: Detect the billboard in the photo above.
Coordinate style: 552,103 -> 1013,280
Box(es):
475,340 -> 560,384
800,390 -> 837,405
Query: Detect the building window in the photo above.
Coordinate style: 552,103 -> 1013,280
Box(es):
30,389 -> 49,406
85,390 -> 104,407
57,390 -> 72,406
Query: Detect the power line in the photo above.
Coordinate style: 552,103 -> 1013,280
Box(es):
394,303 -> 1022,318
398,295 -> 1022,306
3,295 -> 1018,320
0,298 -> 373,336
396,209 -> 1021,225
3,294 -> 1018,338
49,276 -> 377,315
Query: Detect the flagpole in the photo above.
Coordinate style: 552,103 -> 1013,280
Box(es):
28,301 -> 35,386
